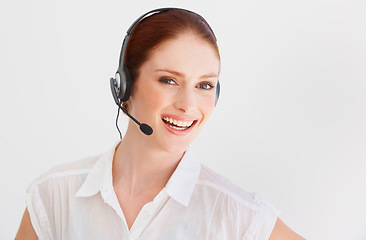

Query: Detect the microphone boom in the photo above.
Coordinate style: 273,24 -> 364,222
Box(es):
118,104 -> 153,136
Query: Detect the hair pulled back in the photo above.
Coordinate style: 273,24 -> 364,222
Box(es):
124,9 -> 220,84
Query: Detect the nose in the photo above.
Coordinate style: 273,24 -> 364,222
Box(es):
174,87 -> 196,113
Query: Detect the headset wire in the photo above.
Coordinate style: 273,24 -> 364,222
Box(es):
116,99 -> 123,139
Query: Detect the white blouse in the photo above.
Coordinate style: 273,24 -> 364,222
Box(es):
26,143 -> 280,240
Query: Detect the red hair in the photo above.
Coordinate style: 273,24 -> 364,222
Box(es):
125,9 -> 220,84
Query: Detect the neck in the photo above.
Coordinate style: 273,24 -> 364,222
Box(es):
112,124 -> 184,197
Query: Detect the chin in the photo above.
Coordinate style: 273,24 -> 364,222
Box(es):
159,139 -> 191,155
155,132 -> 197,156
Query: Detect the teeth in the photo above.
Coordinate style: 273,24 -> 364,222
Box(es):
162,117 -> 194,128
170,125 -> 185,130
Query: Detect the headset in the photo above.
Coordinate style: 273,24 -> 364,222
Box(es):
110,7 -> 220,137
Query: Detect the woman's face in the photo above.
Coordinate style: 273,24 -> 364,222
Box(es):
128,33 -> 220,154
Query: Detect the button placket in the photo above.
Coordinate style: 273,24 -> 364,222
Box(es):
130,190 -> 169,239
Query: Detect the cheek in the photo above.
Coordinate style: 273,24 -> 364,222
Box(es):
133,84 -> 169,116
199,96 -> 216,118
146,91 -> 166,111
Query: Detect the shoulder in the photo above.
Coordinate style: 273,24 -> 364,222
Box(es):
198,164 -> 274,208
195,164 -> 280,239
27,154 -> 101,194
24,154 -> 103,239
40,154 -> 99,179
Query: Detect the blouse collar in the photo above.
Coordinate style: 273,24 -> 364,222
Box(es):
75,141 -> 201,207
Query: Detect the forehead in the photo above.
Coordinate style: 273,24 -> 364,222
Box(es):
142,33 -> 220,76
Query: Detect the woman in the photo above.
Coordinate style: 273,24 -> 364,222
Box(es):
16,8 -> 304,239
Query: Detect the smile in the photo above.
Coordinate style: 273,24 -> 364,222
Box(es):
162,117 -> 196,131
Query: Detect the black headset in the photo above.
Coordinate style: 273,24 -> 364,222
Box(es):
110,7 -> 220,107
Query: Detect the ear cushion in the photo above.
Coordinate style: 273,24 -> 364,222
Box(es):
110,76 -> 120,105
119,65 -> 132,102
215,81 -> 220,106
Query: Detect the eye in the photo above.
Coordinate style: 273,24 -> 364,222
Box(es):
198,82 -> 214,90
159,77 -> 176,85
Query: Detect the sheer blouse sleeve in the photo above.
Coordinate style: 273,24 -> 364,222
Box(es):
26,178 -> 54,240
243,195 -> 281,240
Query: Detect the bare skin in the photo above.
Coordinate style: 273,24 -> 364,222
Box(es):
15,208 -> 38,240
112,138 -> 183,230
269,218 -> 305,240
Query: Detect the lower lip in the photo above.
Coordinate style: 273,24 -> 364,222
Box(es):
162,120 -> 197,136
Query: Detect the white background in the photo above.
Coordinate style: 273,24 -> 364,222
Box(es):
1,0 -> 365,239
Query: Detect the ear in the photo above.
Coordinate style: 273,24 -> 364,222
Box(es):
122,101 -> 129,113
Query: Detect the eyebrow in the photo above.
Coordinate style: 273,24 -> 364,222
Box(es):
155,69 -> 218,79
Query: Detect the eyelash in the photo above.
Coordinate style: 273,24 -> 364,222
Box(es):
159,77 -> 176,85
159,77 -> 215,91
198,82 -> 214,90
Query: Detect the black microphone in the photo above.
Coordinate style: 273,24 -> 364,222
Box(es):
118,104 -> 153,135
